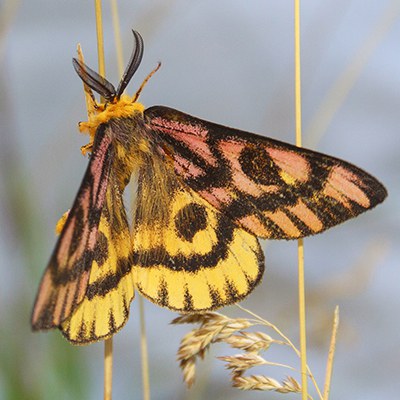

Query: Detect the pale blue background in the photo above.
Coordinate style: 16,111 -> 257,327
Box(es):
1,1 -> 399,399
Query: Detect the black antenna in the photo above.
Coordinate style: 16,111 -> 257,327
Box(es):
115,30 -> 144,98
72,58 -> 117,101
72,30 -> 144,102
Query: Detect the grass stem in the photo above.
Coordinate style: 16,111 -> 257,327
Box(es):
95,0 -> 106,79
104,338 -> 113,400
93,2 -> 114,399
110,0 -> 124,77
139,297 -> 151,400
294,2 -> 308,399
323,307 -> 339,400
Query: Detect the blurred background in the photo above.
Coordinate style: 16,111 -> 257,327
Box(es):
0,1 -> 399,399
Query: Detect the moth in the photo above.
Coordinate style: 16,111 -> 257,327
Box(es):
31,31 -> 387,344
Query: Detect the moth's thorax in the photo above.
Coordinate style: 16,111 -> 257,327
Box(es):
77,95 -> 151,190
79,95 -> 145,142
109,112 -> 161,192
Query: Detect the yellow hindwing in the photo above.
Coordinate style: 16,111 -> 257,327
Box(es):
132,174 -> 265,312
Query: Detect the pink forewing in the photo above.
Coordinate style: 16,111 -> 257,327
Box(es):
287,200 -> 323,232
199,187 -> 233,208
152,117 -> 218,167
91,135 -> 112,207
267,148 -> 310,183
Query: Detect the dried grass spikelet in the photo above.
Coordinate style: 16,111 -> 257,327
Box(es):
218,353 -> 269,373
224,331 -> 275,352
173,309 -> 335,398
218,350 -> 300,395
173,312 -> 296,389
233,374 -> 301,393
172,312 -> 253,386
218,353 -> 293,374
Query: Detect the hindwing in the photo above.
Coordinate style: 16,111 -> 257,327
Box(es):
61,188 -> 134,344
131,156 -> 264,312
145,106 -> 387,240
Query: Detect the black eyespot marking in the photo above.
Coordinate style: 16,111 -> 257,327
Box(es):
238,145 -> 283,185
174,202 -> 208,242
93,231 -> 109,267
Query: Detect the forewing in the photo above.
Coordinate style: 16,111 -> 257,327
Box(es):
132,157 -> 264,312
145,106 -> 387,239
31,125 -> 113,330
61,188 -> 134,344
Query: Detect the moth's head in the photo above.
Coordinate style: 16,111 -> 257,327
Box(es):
73,30 -> 160,143
72,30 -> 146,105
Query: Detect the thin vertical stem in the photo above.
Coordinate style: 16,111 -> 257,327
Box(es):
110,0 -> 124,77
139,297 -> 150,400
294,1 -> 302,148
104,339 -> 113,400
93,1 -> 113,399
297,239 -> 307,399
95,0 -> 106,78
109,2 -> 151,397
323,307 -> 339,400
294,1 -> 308,399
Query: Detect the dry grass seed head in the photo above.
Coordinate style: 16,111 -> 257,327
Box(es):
233,374 -> 301,393
176,313 -> 253,360
172,312 -> 230,326
218,353 -> 268,373
224,331 -> 274,352
180,356 -> 196,388
175,312 -> 254,386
